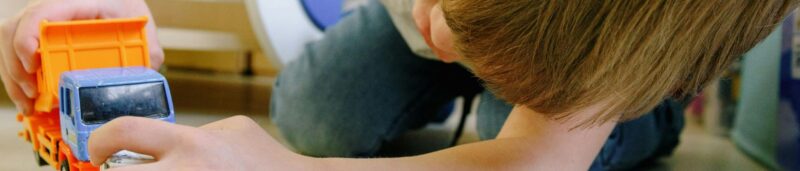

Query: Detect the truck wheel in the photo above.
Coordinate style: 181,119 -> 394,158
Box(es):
33,151 -> 48,166
60,159 -> 70,171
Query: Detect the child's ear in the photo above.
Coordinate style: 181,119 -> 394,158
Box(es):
413,0 -> 461,63
429,2 -> 461,63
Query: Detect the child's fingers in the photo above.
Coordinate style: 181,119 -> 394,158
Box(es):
199,115 -> 261,132
88,116 -> 185,166
105,162 -> 164,171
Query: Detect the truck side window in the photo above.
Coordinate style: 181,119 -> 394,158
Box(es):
64,88 -> 72,118
59,87 -> 64,114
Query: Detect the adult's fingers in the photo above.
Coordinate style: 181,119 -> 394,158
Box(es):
1,15 -> 37,99
0,51 -> 37,98
0,16 -> 33,114
0,70 -> 33,114
141,9 -> 164,70
88,117 -> 186,166
13,0 -> 102,73
92,0 -> 164,69
13,0 -> 164,72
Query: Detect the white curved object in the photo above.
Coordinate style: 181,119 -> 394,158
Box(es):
245,0 -> 324,66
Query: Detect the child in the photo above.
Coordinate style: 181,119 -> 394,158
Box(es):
2,0 -> 796,170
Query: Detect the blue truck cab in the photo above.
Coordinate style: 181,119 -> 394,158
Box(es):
58,67 -> 175,161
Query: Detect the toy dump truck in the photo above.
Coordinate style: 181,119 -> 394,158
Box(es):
16,17 -> 174,171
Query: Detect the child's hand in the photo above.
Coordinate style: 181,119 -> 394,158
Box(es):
0,0 -> 163,114
88,116 -> 316,170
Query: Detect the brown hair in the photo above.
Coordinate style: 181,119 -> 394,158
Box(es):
442,0 -> 798,126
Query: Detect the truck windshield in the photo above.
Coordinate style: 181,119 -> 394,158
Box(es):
79,82 -> 169,125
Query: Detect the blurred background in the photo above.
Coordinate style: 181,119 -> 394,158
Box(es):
1,0 -> 798,170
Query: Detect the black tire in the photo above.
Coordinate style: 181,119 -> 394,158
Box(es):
60,159 -> 70,171
33,150 -> 48,166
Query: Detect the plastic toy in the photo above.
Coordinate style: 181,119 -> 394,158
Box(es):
16,17 -> 175,171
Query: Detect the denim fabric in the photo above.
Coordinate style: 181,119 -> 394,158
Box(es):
270,1 -> 684,170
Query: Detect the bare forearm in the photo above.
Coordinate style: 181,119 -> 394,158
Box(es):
318,137 -> 580,170
314,106 -> 615,171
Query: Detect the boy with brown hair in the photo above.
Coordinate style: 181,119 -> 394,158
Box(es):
444,0 -> 794,126
1,0 -> 796,170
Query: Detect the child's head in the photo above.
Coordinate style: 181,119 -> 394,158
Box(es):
439,1 -> 798,125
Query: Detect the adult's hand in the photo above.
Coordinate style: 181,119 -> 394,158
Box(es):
0,0 -> 163,114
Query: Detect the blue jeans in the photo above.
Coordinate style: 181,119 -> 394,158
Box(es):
270,1 -> 684,170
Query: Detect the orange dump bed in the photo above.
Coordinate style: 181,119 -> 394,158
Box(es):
35,17 -> 152,112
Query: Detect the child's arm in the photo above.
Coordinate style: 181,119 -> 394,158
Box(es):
87,105 -> 614,170
325,105 -> 615,170
0,0 -> 163,114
